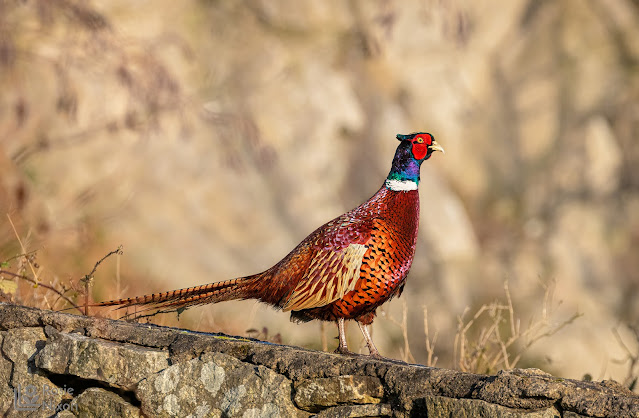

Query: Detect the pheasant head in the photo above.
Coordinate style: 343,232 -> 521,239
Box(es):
386,132 -> 444,191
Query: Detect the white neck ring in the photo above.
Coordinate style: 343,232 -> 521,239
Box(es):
385,179 -> 418,191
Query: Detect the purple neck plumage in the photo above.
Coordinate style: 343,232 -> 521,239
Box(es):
385,141 -> 425,190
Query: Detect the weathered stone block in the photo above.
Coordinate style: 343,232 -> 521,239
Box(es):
314,403 -> 392,417
415,395 -> 560,418
35,328 -> 169,388
70,387 -> 140,418
137,351 -> 303,417
293,375 -> 384,412
1,327 -> 67,417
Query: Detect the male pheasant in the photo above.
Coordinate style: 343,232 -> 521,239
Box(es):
95,132 -> 444,357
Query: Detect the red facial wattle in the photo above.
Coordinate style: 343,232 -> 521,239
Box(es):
411,143 -> 428,160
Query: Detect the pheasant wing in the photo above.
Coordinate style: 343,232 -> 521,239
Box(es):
281,215 -> 372,311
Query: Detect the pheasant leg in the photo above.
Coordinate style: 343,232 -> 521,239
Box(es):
334,318 -> 355,355
357,321 -> 381,357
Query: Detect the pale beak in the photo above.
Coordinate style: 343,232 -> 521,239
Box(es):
429,140 -> 445,154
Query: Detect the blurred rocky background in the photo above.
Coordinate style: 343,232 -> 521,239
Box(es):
0,0 -> 637,388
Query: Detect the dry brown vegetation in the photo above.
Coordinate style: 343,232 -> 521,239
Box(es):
451,282 -> 581,374
1,0 -> 638,390
0,215 -> 122,314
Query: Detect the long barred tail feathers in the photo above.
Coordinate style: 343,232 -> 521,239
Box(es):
92,275 -> 259,318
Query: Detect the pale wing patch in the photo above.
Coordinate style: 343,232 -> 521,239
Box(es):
282,243 -> 367,311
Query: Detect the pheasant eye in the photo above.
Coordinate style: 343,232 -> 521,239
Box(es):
415,137 -> 424,144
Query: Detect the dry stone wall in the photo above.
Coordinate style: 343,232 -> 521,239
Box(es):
0,303 -> 637,417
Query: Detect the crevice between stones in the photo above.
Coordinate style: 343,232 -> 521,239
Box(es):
42,370 -> 141,408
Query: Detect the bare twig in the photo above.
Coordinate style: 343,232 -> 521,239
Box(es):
0,249 -> 39,266
611,325 -> 639,392
0,269 -> 83,313
80,245 -> 124,315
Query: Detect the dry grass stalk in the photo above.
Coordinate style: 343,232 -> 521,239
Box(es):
423,305 -> 439,367
320,321 -> 328,352
1,216 -> 122,315
612,324 -> 639,392
454,281 -> 581,374
382,299 -> 416,363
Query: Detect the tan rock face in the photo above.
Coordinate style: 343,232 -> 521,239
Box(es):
0,1 -> 638,382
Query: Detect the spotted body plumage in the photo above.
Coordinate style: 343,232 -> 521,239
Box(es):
287,187 -> 419,325
93,132 -> 444,357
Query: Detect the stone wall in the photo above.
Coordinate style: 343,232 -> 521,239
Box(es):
0,303 -> 636,417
